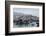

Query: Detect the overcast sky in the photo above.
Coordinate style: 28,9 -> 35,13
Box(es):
13,8 -> 39,17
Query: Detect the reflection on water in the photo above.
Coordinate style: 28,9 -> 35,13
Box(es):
13,21 -> 39,28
